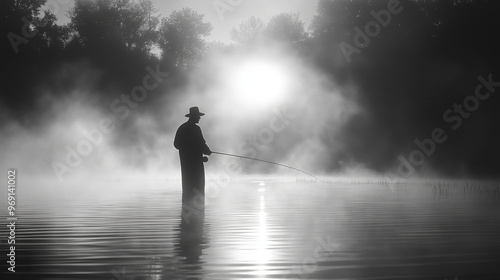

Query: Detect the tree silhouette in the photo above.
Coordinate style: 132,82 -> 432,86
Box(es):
265,12 -> 307,46
309,0 -> 500,178
230,16 -> 265,45
1,0 -> 68,116
68,0 -> 159,58
158,8 -> 213,70
231,13 -> 307,47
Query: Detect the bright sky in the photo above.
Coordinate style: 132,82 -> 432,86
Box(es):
47,0 -> 319,43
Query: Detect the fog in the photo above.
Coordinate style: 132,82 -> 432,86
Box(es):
1,43 -> 361,190
1,1 -> 499,195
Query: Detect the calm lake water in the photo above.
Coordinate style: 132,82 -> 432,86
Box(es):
2,180 -> 500,279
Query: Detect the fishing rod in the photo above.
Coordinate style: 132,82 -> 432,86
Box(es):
211,151 -> 322,182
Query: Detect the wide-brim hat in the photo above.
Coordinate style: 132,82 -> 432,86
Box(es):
185,106 -> 205,117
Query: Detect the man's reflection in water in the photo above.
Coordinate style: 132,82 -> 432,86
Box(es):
176,202 -> 205,265
141,203 -> 206,280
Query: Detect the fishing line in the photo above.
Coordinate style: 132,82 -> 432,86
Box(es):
211,151 -> 322,182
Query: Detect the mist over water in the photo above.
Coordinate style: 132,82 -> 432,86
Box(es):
2,2 -> 500,279
1,43 -> 362,189
1,0 -> 500,191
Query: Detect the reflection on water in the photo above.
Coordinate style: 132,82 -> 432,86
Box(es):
177,203 -> 204,264
1,182 -> 500,279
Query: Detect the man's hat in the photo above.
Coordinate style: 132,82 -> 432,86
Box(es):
185,106 -> 205,117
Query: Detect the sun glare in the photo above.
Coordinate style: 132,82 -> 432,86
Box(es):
229,59 -> 288,108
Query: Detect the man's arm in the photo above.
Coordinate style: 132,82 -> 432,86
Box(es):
202,143 -> 211,155
198,126 -> 211,155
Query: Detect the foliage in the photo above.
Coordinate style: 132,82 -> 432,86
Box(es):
230,12 -> 307,47
68,0 -> 159,56
158,8 -> 213,70
230,16 -> 264,45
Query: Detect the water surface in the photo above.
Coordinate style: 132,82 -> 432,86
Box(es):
2,181 -> 500,279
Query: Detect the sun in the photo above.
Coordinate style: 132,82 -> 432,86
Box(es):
229,59 -> 288,108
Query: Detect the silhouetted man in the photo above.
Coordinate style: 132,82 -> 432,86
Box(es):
174,107 -> 211,204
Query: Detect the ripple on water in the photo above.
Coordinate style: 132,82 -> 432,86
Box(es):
1,182 -> 499,279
